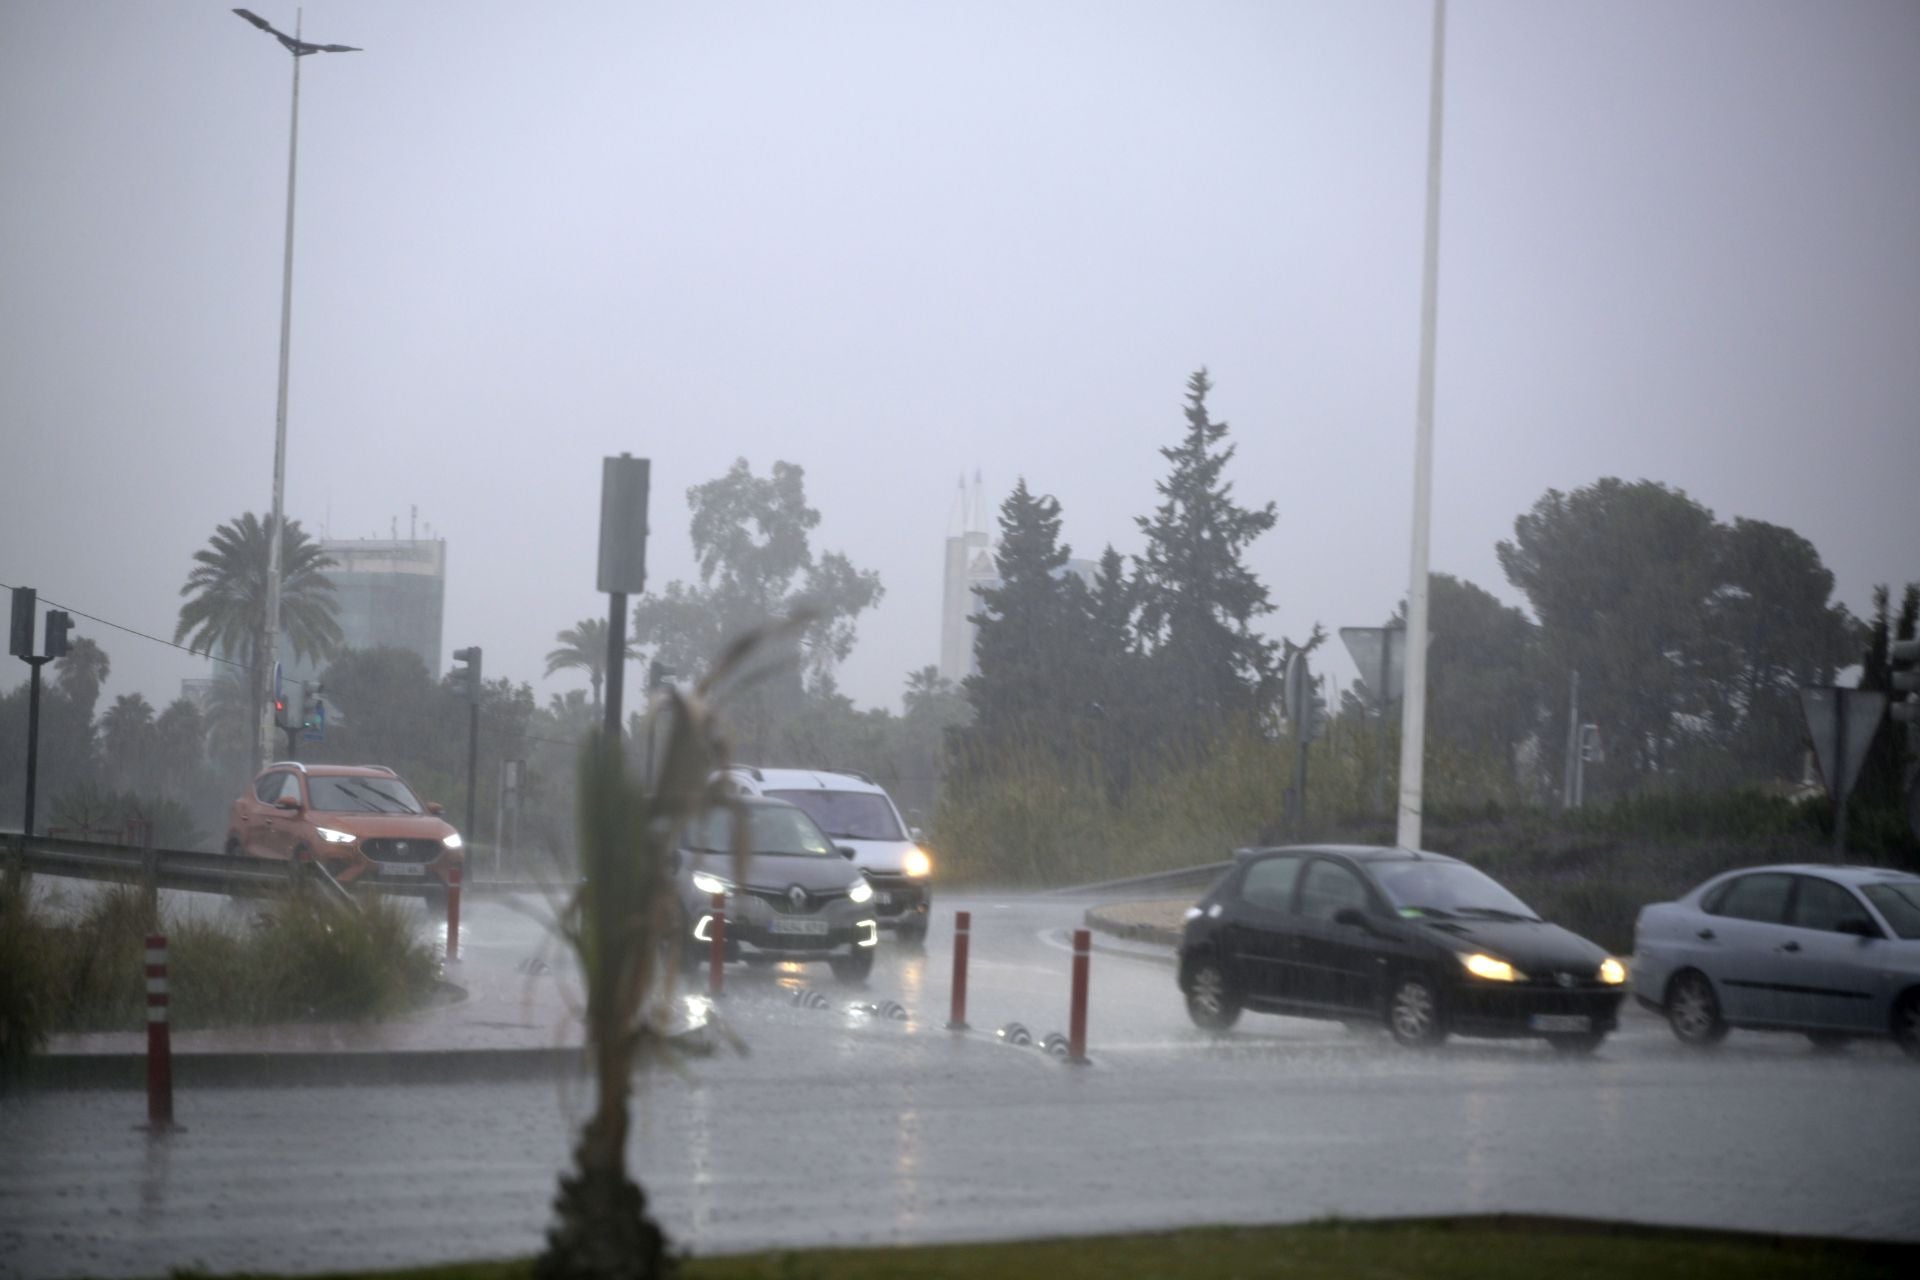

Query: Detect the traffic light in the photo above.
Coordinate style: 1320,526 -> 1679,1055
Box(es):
9,586 -> 35,658
43,610 -> 73,659
1893,638 -> 1919,727
452,646 -> 482,703
647,660 -> 675,691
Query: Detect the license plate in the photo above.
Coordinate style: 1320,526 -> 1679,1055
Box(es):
374,862 -> 425,877
874,892 -> 893,906
768,917 -> 829,936
1529,1014 -> 1590,1033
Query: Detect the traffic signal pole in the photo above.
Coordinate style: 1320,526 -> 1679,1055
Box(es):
22,657 -> 47,838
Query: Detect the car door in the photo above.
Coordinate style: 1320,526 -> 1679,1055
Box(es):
1288,857 -> 1381,1013
1698,872 -> 1798,1025
259,771 -> 305,860
240,770 -> 287,858
1781,875 -> 1886,1032
1222,854 -> 1304,1003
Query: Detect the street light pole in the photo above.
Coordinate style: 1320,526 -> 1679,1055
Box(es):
1395,0 -> 1447,852
233,8 -> 361,769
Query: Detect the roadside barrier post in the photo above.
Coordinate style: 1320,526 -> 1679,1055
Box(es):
947,911 -> 970,1030
144,933 -> 174,1131
445,864 -> 462,962
707,891 -> 726,998
1067,928 -> 1090,1065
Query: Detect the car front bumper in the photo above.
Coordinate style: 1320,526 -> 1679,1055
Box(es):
1445,983 -> 1626,1038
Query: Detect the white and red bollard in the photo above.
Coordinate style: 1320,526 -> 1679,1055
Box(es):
445,864 -> 462,962
707,891 -> 726,999
1067,927 -> 1091,1065
946,911 -> 971,1030
144,933 -> 175,1131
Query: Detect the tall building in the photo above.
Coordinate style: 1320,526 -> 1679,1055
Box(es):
280,536 -> 447,684
939,474 -> 996,685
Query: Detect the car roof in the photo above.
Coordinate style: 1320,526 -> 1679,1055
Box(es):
264,762 -> 401,779
1706,863 -> 1920,886
728,766 -> 887,793
1234,843 -> 1464,867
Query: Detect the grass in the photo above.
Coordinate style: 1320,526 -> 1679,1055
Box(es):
0,877 -> 440,1050
156,1217 -> 1916,1280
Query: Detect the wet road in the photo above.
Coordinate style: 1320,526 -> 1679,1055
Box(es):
4,891 -> 1919,1277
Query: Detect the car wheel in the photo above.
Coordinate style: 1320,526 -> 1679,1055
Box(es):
1804,1030 -> 1852,1053
1665,969 -> 1727,1048
829,948 -> 875,985
1546,1031 -> 1606,1056
1183,957 -> 1241,1032
1386,973 -> 1446,1048
1893,989 -> 1920,1061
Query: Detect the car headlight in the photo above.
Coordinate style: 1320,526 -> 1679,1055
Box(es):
848,879 -> 874,905
1598,956 -> 1627,985
315,827 -> 357,845
1460,952 -> 1524,982
442,832 -> 464,851
691,870 -> 733,897
902,846 -> 933,878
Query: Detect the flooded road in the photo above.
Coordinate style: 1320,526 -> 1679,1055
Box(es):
4,892 -> 1918,1278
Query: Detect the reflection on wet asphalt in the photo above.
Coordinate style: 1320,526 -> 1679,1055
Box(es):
3,893 -> 1918,1278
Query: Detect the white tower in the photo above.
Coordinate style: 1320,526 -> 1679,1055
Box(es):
939,471 -> 996,685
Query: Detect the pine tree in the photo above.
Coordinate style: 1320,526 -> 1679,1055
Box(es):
1133,369 -> 1280,727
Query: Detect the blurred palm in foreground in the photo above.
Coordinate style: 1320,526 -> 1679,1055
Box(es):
537,629 -> 774,1280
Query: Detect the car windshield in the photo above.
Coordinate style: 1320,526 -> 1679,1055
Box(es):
683,804 -> 837,857
1372,860 -> 1541,922
1862,882 -> 1920,940
766,789 -> 905,841
306,775 -> 425,815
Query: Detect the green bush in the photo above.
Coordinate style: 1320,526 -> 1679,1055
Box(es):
0,882 -> 439,1051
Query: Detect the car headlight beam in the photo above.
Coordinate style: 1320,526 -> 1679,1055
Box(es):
1460,952 -> 1523,983
691,870 -> 733,897
848,878 -> 874,905
902,846 -> 933,878
315,826 -> 357,845
442,832 -> 464,850
1598,956 -> 1627,985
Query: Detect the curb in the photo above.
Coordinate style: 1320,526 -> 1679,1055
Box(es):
1082,903 -> 1182,948
2,1046 -> 592,1092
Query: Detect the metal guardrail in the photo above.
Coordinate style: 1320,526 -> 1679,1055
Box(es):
2,833 -> 450,901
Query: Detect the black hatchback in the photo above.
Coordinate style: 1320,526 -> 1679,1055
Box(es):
1177,845 -> 1628,1053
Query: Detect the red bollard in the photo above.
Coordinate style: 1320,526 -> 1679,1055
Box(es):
707,891 -> 726,998
445,863 -> 462,961
144,933 -> 174,1130
947,911 -> 971,1030
1067,927 -> 1090,1065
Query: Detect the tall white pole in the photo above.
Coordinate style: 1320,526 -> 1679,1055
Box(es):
1395,0 -> 1447,851
260,14 -> 303,769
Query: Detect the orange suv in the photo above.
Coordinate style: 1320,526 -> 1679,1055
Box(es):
227,762 -> 465,890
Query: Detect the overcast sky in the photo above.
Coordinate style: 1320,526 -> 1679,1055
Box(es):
3,1 -> 1916,718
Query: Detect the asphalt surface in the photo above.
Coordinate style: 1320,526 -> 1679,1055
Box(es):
4,890 -> 1919,1278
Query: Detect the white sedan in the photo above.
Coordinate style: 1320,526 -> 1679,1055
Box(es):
1631,863 -> 1920,1057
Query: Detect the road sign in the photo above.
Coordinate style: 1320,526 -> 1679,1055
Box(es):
1799,687 -> 1886,804
1338,624 -> 1405,708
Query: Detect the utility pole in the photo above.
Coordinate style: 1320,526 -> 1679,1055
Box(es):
1561,670 -> 1581,811
11,588 -> 73,838
598,455 -> 651,745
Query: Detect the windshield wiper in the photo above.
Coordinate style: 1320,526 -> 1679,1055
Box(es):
1399,904 -> 1456,918
1453,906 -> 1541,923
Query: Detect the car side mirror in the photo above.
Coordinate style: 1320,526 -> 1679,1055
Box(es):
274,795 -> 301,812
910,826 -> 924,842
837,846 -> 856,860
1333,906 -> 1369,930
1836,917 -> 1878,939
426,801 -> 444,815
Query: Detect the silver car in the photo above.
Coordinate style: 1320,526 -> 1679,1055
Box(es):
1631,864 -> 1920,1057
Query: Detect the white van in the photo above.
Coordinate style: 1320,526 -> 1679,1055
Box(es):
722,767 -> 933,943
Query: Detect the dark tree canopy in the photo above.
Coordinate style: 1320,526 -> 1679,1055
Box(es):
1133,369 -> 1280,725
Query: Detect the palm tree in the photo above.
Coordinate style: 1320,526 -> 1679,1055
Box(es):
174,512 -> 341,768
100,692 -> 157,789
546,617 -> 638,710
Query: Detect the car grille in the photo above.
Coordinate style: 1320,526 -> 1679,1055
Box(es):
361,838 -> 441,864
742,886 -> 846,914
